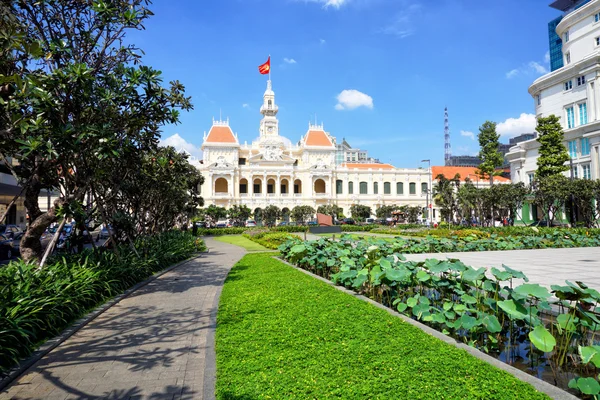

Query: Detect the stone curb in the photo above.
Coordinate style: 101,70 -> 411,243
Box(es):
275,256 -> 577,400
0,251 -> 208,393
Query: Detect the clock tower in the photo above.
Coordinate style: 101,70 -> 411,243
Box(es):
259,80 -> 279,137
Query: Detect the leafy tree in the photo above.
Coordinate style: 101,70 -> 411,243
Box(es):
228,205 -> 252,227
317,204 -> 343,220
476,121 -> 504,184
569,179 -> 600,228
1,1 -> 191,261
433,173 -> 460,223
534,174 -> 570,226
253,208 -> 263,224
262,205 -> 281,227
350,204 -> 372,222
535,115 -> 570,179
204,205 -> 227,227
405,206 -> 422,224
456,181 -> 479,223
291,205 -> 315,225
375,205 -> 398,219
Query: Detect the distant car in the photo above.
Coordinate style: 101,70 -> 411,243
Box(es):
0,224 -> 22,239
278,221 -> 288,226
194,221 -> 206,228
365,218 -> 375,224
99,225 -> 113,239
216,220 -> 228,228
288,221 -> 297,226
0,234 -> 15,260
245,220 -> 257,227
307,221 -> 318,226
341,218 -> 356,225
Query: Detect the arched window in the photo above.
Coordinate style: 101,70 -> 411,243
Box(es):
384,182 -> 391,194
359,181 -> 368,194
215,178 -> 228,193
396,182 -> 403,195
314,179 -> 326,194
348,181 -> 354,194
421,182 -> 428,193
373,182 -> 378,195
409,182 -> 416,195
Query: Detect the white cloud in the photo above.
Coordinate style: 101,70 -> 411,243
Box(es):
506,54 -> 549,79
242,103 -> 250,109
335,89 -> 374,110
283,58 -> 297,64
460,130 -> 475,140
379,2 -> 421,38
320,38 -> 326,44
159,133 -> 202,160
302,0 -> 348,9
497,113 -> 536,137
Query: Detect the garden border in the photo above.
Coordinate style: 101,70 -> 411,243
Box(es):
275,256 -> 577,400
0,251 -> 207,392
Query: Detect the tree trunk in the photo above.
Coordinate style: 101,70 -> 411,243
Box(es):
20,181 -> 58,263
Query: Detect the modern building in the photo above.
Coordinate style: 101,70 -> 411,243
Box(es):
548,0 -> 593,71
507,0 -> 600,223
446,155 -> 482,168
197,80 -> 430,220
335,138 -> 380,165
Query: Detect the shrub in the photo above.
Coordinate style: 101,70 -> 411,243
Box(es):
196,227 -> 246,236
244,232 -> 295,249
0,231 -> 201,372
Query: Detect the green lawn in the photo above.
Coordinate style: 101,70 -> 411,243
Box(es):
216,253 -> 550,400
212,235 -> 271,252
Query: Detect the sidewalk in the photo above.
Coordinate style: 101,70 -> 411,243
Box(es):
0,238 -> 246,400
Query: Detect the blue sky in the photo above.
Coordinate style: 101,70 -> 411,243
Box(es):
138,0 -> 560,167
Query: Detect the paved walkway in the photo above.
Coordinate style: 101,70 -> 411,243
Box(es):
403,247 -> 600,290
0,238 -> 246,400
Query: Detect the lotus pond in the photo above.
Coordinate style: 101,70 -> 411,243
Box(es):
279,235 -> 600,398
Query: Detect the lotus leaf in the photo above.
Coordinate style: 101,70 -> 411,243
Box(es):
416,270 -> 430,282
462,267 -> 486,283
384,267 -> 411,283
396,302 -> 408,313
579,345 -> 600,367
379,258 -> 391,269
406,297 -> 418,308
461,294 -> 477,304
497,300 -> 528,320
490,267 -> 512,281
459,314 -> 478,331
528,325 -> 556,353
502,264 -> 528,282
453,304 -> 466,313
412,303 -> 430,319
352,274 -> 367,288
513,283 -> 551,299
556,313 -> 578,332
482,314 -> 502,333
443,302 -> 453,311
568,377 -> 600,395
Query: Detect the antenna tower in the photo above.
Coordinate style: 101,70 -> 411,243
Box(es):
444,107 -> 451,166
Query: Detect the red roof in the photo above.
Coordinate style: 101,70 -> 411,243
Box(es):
431,166 -> 510,183
342,163 -> 395,170
205,126 -> 237,143
304,130 -> 334,147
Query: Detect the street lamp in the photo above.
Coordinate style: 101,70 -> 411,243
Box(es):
421,159 -> 432,226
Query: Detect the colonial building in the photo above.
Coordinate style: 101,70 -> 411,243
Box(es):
197,80 -> 430,218
506,0 -> 600,224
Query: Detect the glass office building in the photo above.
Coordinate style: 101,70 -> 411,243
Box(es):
548,16 -> 564,72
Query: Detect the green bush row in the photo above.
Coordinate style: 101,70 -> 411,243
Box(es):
242,232 -> 296,250
0,231 -> 203,372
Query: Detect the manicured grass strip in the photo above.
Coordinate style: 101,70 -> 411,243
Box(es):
216,254 -> 550,400
212,235 -> 271,252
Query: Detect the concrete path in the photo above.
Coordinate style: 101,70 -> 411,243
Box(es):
403,247 -> 600,290
0,238 -> 246,400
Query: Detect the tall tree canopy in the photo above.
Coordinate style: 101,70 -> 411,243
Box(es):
476,121 -> 504,184
535,115 -> 570,180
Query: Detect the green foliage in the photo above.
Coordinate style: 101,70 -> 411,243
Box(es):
227,205 -> 252,227
262,205 -> 281,227
195,228 -> 246,236
0,231 -> 201,371
375,204 -> 398,219
534,174 -> 570,225
243,232 -> 295,249
290,205 -> 315,224
217,253 -> 549,400
349,204 -> 372,221
316,204 -> 343,219
433,173 -> 461,222
213,235 -> 270,252
535,115 -> 570,179
203,205 -> 228,226
476,121 -> 504,183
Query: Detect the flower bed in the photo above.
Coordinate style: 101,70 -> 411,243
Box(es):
279,236 -> 600,397
0,231 -> 203,372
243,231 -> 296,249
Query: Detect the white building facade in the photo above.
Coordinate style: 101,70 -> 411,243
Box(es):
506,0 -> 600,223
197,80 -> 430,218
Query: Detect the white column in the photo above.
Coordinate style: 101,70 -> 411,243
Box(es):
276,174 -> 281,196
263,174 -> 267,197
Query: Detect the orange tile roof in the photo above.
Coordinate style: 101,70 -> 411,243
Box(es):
304,130 -> 334,147
342,163 -> 395,170
205,126 -> 237,143
431,166 -> 510,183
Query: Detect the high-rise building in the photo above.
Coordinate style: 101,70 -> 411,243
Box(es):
335,138 -> 380,165
507,0 -> 600,224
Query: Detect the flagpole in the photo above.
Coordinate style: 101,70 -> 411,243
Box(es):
268,54 -> 271,82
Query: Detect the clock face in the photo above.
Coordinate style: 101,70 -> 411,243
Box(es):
267,126 -> 274,132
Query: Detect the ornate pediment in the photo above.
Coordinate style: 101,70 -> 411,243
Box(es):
310,158 -> 331,170
210,156 -> 234,169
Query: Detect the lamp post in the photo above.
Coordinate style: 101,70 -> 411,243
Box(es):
421,159 -> 432,226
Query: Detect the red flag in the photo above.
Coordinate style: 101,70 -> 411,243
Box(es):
258,57 -> 271,75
